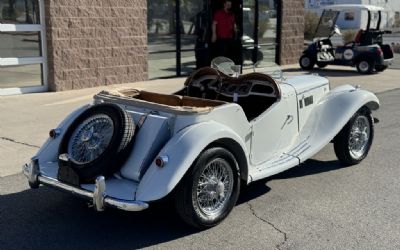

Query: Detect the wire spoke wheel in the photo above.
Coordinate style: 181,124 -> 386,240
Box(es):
348,116 -> 370,160
334,108 -> 374,166
58,103 -> 135,182
67,114 -> 115,164
175,147 -> 240,229
195,158 -> 234,216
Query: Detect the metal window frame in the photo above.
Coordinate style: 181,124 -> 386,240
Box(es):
0,0 -> 47,95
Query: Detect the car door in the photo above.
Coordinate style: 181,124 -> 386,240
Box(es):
250,83 -> 298,165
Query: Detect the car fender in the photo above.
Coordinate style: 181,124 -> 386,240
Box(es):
135,121 -> 249,202
35,104 -> 91,163
296,85 -> 379,162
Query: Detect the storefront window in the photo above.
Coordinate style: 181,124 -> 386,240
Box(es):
0,31 -> 41,58
0,0 -> 40,24
148,0 -> 279,79
180,0 -> 202,75
242,0 -> 277,65
0,0 -> 45,94
0,64 -> 41,88
147,0 -> 177,79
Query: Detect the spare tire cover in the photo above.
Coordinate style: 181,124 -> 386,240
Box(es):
58,103 -> 135,182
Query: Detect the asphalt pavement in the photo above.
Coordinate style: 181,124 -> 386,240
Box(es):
0,66 -> 400,249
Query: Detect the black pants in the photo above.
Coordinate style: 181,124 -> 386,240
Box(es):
213,38 -> 241,65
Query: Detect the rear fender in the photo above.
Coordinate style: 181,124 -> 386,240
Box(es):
135,121 -> 249,202
35,105 -> 91,163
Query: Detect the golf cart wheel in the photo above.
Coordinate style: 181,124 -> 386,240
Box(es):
375,65 -> 388,72
316,62 -> 328,68
356,59 -> 374,74
58,103 -> 135,182
299,55 -> 315,70
174,147 -> 240,229
334,107 -> 374,166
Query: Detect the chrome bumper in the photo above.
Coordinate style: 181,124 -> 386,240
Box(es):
23,159 -> 149,212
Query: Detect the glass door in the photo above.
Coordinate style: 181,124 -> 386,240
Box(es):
242,0 -> 278,67
0,0 -> 47,95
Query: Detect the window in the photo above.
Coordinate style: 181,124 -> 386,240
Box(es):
0,0 -> 46,94
345,12 -> 355,21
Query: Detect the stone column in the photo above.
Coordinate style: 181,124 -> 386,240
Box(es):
278,0 -> 305,65
45,0 -> 148,91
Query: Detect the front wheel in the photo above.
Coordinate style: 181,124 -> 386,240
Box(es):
174,147 -> 240,229
334,108 -> 374,165
299,55 -> 315,70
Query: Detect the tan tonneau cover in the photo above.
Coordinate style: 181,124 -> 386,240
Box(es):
94,89 -> 227,115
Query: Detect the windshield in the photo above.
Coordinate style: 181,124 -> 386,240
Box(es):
314,10 -> 340,39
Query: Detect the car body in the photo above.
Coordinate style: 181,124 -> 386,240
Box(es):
300,4 -> 394,74
24,64 -> 379,228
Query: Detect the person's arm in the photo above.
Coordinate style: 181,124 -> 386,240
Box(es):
212,20 -> 218,43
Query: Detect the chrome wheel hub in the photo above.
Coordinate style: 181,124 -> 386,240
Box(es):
301,57 -> 310,67
349,116 -> 370,159
359,61 -> 369,72
196,158 -> 234,216
68,114 -> 114,164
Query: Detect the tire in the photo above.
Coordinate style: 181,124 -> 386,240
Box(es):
334,107 -> 374,166
316,62 -> 328,68
375,65 -> 388,72
174,147 -> 240,229
299,55 -> 315,70
59,103 -> 135,182
356,59 -> 374,74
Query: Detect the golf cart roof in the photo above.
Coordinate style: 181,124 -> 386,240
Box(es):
323,4 -> 384,12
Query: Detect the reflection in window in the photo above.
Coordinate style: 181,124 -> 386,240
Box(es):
0,31 -> 41,57
0,64 -> 42,88
243,0 -> 277,65
180,0 -> 202,75
147,0 -> 177,79
0,0 -> 40,24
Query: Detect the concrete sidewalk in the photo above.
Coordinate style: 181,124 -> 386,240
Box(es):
0,65 -> 398,177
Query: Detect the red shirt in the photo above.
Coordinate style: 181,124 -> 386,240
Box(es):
213,9 -> 235,39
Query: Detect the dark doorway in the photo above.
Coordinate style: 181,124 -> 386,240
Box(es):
147,0 -> 279,79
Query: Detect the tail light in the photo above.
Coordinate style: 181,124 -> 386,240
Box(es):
376,48 -> 383,57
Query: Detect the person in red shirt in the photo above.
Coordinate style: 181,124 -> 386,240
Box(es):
211,0 -> 238,62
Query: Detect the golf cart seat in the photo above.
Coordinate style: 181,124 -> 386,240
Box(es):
354,29 -> 363,44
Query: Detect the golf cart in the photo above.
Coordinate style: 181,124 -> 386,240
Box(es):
299,4 -> 394,74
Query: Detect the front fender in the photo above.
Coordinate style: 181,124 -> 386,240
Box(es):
296,85 -> 379,162
135,121 -> 248,202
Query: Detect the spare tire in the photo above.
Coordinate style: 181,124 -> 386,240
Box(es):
58,103 -> 135,182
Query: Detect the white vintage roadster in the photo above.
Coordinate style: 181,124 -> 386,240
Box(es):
23,60 -> 379,228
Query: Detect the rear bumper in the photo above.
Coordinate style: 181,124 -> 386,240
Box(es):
382,58 -> 393,66
23,159 -> 149,212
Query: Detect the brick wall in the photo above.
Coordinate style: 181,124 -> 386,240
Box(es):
45,0 -> 147,91
278,0 -> 305,65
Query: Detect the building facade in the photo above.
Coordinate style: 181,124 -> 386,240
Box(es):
0,0 -> 304,95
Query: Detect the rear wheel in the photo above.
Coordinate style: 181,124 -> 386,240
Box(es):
174,147 -> 240,229
334,108 -> 374,165
299,55 -> 315,70
356,60 -> 374,74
